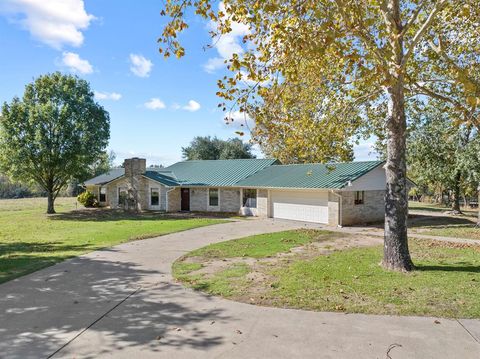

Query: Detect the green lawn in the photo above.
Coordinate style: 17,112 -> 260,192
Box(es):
173,229 -> 480,318
413,223 -> 480,240
409,201 -> 479,240
187,229 -> 338,259
0,197 -> 224,284
409,201 -> 478,216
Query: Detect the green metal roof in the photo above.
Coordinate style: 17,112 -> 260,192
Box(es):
143,170 -> 180,187
84,159 -> 384,189
84,168 -> 124,185
236,161 -> 384,189
163,159 -> 279,187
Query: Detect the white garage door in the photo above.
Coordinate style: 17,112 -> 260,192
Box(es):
271,190 -> 329,223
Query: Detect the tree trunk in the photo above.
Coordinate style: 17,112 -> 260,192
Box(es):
47,191 -> 56,214
383,80 -> 414,271
451,171 -> 462,213
381,0 -> 414,272
477,184 -> 480,227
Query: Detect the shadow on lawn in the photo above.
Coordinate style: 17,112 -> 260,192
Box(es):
408,214 -> 476,228
415,264 -> 480,274
49,209 -> 181,222
49,209 -> 235,222
0,241 -> 97,284
0,249 -> 230,358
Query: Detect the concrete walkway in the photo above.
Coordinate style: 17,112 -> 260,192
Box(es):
0,219 -> 479,359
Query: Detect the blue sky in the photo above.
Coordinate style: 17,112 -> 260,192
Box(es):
0,0 -> 377,166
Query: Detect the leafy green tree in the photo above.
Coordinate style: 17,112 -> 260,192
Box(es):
182,136 -> 255,160
0,175 -> 34,199
0,72 -> 110,213
159,0 -> 480,271
89,150 -> 116,179
405,4 -> 480,224
66,150 -> 116,197
407,101 -> 480,212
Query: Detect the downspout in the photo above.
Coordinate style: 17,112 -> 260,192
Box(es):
330,190 -> 343,228
165,187 -> 177,212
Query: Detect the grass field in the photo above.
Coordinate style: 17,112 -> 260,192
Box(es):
0,197 -> 224,284
409,201 -> 478,216
409,201 -> 479,240
173,229 -> 480,318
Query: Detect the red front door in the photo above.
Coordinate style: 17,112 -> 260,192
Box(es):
181,188 -> 190,211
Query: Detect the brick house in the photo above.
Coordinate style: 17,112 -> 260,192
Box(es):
84,157 -> 391,226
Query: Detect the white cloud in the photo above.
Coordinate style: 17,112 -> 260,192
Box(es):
203,2 -> 250,73
0,0 -> 95,49
129,54 -> 153,78
144,98 -> 166,110
203,57 -> 225,74
94,91 -> 122,101
182,100 -> 201,112
224,110 -> 255,130
61,51 -> 93,74
353,138 -> 379,161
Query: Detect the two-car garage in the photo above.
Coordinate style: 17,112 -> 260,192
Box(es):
270,190 -> 329,224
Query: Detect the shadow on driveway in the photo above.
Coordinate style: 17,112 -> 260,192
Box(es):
0,251 -> 230,359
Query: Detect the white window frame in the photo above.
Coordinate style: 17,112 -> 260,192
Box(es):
208,188 -> 220,207
242,188 -> 257,208
354,191 -> 365,205
117,187 -> 127,206
150,187 -> 160,207
99,187 -> 106,202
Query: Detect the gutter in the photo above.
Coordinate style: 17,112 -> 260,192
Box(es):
330,190 -> 343,228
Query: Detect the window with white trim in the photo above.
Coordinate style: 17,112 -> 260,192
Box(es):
118,187 -> 127,205
209,188 -> 219,206
151,188 -> 160,206
243,189 -> 257,208
99,187 -> 106,202
354,191 -> 364,205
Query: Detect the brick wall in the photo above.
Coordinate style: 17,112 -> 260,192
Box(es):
166,187 -> 181,212
328,192 -> 340,226
341,190 -> 385,225
105,177 -> 167,211
256,189 -> 269,217
220,188 -> 241,212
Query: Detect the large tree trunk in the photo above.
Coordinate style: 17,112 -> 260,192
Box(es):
47,191 -> 56,214
451,171 -> 462,213
382,0 -> 414,271
383,81 -> 414,272
477,184 -> 480,227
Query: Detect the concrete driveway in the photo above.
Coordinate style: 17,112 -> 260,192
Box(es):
0,219 -> 479,359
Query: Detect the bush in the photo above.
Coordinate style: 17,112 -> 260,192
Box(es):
77,191 -> 99,208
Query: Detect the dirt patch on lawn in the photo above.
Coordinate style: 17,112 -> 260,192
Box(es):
184,234 -> 381,278
179,233 -> 383,304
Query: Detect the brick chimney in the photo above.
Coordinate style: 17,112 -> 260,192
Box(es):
124,157 -> 146,177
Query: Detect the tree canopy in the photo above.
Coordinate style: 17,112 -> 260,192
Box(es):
159,0 -> 480,271
406,101 -> 480,210
182,136 -> 256,160
0,72 -> 110,213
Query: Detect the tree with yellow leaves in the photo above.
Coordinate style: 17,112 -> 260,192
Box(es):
159,0 -> 480,271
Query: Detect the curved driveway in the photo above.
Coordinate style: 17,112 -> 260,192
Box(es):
0,219 -> 479,358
